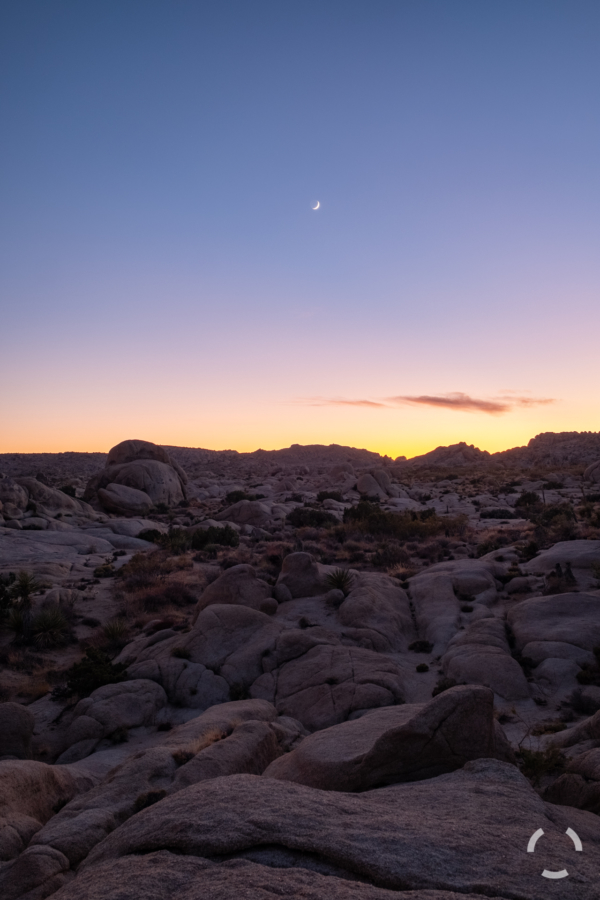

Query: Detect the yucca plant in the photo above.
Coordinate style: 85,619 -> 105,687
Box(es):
10,571 -> 44,609
325,568 -> 354,597
5,607 -> 28,643
31,607 -> 70,648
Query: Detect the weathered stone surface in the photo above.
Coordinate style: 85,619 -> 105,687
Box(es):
45,853 -> 499,900
251,642 -> 406,731
275,551 -> 327,598
356,473 -> 387,498
0,844 -> 70,900
441,618 -> 530,700
0,759 -> 95,861
215,499 -> 272,527
192,564 -> 272,617
522,540 -> 600,577
57,681 -> 167,762
106,440 -> 172,468
338,573 -> 415,652
583,461 -> 600,483
508,592 -> 600,652
264,685 -> 508,790
31,702 -> 283,868
0,703 -> 35,760
128,657 -> 230,710
78,762 -> 600,899
97,484 -> 153,516
85,440 -> 187,513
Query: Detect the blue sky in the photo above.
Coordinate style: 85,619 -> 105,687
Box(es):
1,1 -> 599,454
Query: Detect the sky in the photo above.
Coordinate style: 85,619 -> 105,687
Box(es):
1,0 -> 599,458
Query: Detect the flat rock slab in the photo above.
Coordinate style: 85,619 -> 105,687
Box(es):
52,853 -> 498,900
263,685 -> 505,790
79,761 -> 600,899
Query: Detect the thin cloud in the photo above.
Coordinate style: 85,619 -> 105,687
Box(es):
295,392 -> 556,415
297,397 -> 388,408
388,393 -> 509,414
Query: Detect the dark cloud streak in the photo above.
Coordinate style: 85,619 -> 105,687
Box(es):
296,393 -> 555,415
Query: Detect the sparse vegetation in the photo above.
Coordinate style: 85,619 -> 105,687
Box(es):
517,747 -> 566,786
287,507 -> 338,528
52,648 -> 128,699
325,568 -> 354,596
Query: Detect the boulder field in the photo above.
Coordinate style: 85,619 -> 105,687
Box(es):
2,436 -> 600,899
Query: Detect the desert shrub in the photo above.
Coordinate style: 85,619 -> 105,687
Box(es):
117,552 -> 185,592
31,607 -> 70,648
520,541 -> 539,561
225,490 -> 264,504
475,535 -> 509,558
517,747 -> 565,785
0,573 -> 16,622
432,676 -> 457,697
101,619 -> 130,648
59,484 -> 76,497
94,564 -> 115,578
372,542 -> 411,569
515,492 -> 543,518
191,525 -> 239,551
539,503 -> 576,527
480,508 -> 517,519
133,789 -> 166,812
416,663 -> 429,673
229,683 -> 250,701
4,608 -> 29,643
409,640 -> 433,653
343,502 -> 466,541
287,507 -> 338,528
543,562 -> 578,595
138,529 -> 163,544
325,568 -> 354,596
317,491 -> 343,503
171,646 -> 191,659
159,529 -> 191,554
53,648 -> 128,699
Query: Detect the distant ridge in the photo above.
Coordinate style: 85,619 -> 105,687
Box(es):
1,432 -> 598,481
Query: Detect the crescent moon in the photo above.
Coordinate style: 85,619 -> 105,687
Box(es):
312,201 -> 320,210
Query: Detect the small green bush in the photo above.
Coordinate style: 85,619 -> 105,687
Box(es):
54,648 -> 128,699
409,640 -> 433,653
343,502 -> 466,541
93,564 -> 115,578
191,525 -> 239,551
416,663 -> 429,673
287,507 -> 338,528
31,607 -> 70,648
171,646 -> 192,660
480,508 -> 517,519
517,747 -> 565,786
138,529 -> 163,544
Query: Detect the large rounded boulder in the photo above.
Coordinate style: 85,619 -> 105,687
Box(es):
84,439 -> 187,515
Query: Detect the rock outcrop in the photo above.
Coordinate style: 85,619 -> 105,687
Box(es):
84,439 -> 187,514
